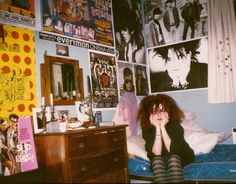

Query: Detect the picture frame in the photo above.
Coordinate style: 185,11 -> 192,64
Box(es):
75,101 -> 90,123
58,110 -> 69,121
32,107 -> 51,134
32,107 -> 44,134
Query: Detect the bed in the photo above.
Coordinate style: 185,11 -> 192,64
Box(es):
127,112 -> 235,183
128,144 -> 236,183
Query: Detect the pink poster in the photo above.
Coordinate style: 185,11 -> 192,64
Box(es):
17,117 -> 38,172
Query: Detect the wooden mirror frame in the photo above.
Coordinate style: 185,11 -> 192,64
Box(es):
40,53 -> 84,106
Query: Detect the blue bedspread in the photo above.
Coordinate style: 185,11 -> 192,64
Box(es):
128,144 -> 236,181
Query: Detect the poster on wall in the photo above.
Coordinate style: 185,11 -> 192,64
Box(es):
112,0 -> 145,64
134,64 -> 148,96
89,51 -> 118,108
41,0 -> 113,47
117,62 -> 134,96
149,37 -> 208,93
144,0 -> 208,48
0,0 -> 39,30
0,116 -> 38,176
0,24 -> 37,119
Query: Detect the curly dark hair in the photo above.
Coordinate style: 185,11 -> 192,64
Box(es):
137,94 -> 184,129
9,113 -> 19,121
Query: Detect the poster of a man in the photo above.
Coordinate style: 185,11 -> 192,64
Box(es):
149,38 -> 208,92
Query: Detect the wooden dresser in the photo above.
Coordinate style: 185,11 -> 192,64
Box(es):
34,125 -> 128,183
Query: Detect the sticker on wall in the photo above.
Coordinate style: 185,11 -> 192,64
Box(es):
0,24 -> 37,119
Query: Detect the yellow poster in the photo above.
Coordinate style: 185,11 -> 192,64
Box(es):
0,24 -> 36,120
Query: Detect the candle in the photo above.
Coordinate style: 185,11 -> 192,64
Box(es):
87,75 -> 92,95
50,93 -> 53,106
72,90 -> 76,96
42,97 -> 45,106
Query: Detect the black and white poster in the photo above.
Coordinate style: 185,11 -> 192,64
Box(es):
144,0 -> 207,48
149,38 -> 208,93
112,0 -> 145,64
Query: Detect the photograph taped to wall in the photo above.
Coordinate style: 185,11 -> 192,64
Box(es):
149,37 -> 208,93
144,0 -> 208,48
56,44 -> 69,56
89,51 -> 118,108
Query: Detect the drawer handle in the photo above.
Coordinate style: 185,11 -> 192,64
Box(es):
114,157 -> 119,162
79,142 -> 85,149
81,166 -> 88,172
113,137 -> 118,142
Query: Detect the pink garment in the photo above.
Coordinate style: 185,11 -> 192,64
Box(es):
118,92 -> 138,136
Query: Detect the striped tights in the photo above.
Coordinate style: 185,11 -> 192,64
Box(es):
151,154 -> 184,183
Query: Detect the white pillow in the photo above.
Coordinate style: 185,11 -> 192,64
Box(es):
127,121 -> 231,160
182,121 -> 231,155
127,135 -> 148,160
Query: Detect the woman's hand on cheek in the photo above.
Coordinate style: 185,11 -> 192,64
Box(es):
160,112 -> 169,127
150,115 -> 160,128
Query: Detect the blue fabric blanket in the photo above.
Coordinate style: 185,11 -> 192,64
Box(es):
129,144 -> 236,181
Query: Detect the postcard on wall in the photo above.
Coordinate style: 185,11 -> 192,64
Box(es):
89,51 -> 118,108
41,0 -> 114,46
0,0 -> 40,30
143,0 -> 208,48
149,37 -> 208,93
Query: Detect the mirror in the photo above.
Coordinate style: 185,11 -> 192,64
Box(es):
40,53 -> 84,105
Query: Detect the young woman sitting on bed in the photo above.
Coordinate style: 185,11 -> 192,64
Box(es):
137,94 -> 195,183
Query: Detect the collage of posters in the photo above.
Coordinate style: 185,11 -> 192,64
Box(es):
112,0 -> 149,97
42,0 -> 113,46
144,0 -> 208,93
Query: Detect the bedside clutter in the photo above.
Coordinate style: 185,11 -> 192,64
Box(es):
34,125 -> 129,183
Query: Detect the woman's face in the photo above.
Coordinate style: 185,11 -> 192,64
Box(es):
151,104 -> 167,123
121,28 -> 131,43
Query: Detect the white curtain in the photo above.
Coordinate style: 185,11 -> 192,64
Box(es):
208,0 -> 236,103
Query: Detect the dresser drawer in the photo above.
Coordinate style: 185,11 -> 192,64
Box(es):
70,149 -> 126,183
68,129 -> 126,159
83,169 -> 126,183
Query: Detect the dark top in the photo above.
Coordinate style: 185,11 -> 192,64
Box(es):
142,121 -> 195,167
